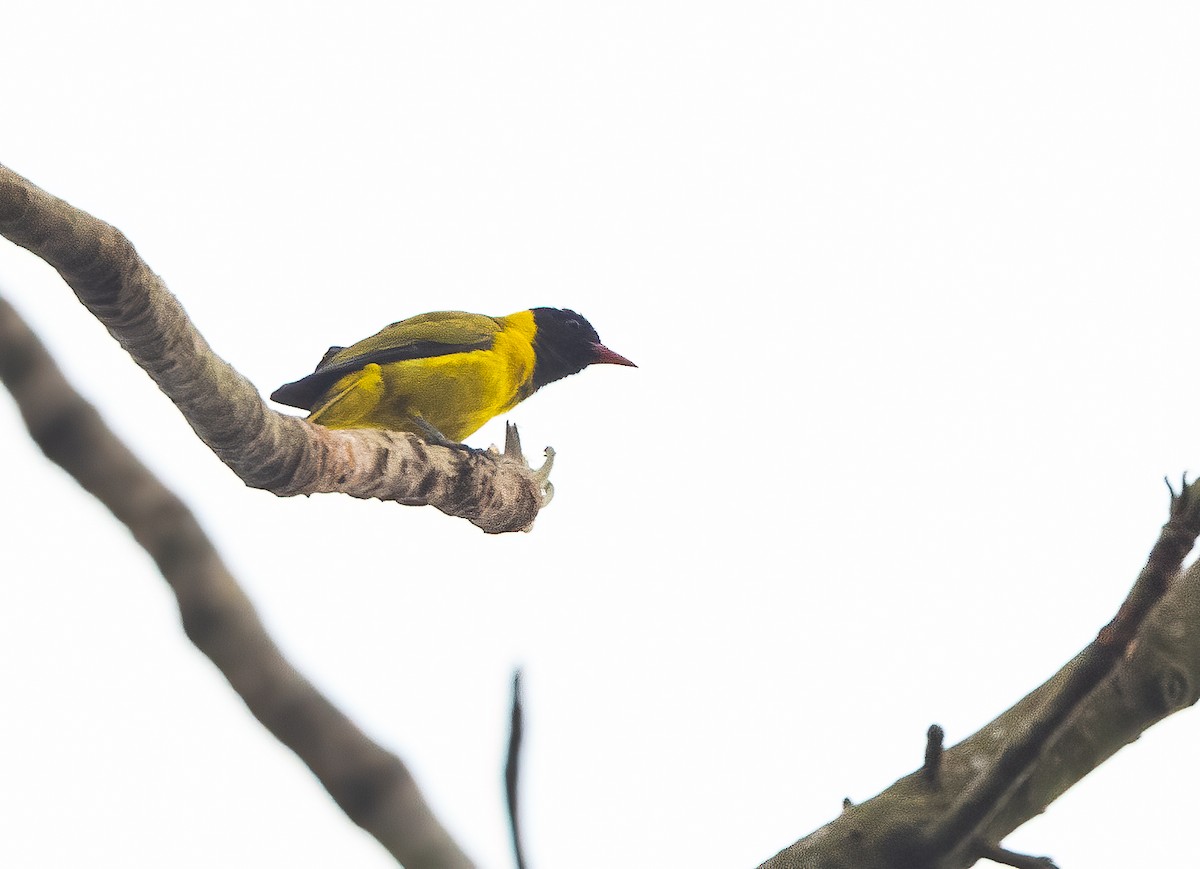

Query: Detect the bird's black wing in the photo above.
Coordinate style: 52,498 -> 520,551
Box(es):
269,337 -> 492,410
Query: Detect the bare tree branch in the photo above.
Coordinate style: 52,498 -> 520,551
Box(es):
12,159 -> 1198,869
759,482 -> 1200,869
0,163 -> 550,534
0,293 -> 475,869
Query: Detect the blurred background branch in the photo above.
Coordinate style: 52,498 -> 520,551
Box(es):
0,292 -> 474,869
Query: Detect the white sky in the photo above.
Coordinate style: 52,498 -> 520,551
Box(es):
2,3 -> 1199,867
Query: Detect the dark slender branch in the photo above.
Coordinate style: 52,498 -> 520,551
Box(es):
506,669 -> 528,869
0,293 -> 474,869
759,480 -> 1200,869
922,479 -> 1200,863
1095,474 -> 1193,649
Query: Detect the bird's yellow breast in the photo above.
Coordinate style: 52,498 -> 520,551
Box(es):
308,310 -> 538,442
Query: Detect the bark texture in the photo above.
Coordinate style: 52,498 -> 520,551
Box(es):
0,294 -> 474,868
0,163 -> 548,534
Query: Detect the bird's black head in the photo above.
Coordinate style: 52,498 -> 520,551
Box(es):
530,307 -> 636,390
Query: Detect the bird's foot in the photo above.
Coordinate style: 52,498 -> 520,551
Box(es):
494,422 -> 555,507
414,417 -> 485,455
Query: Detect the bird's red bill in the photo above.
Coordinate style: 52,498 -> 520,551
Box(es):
590,343 -> 637,367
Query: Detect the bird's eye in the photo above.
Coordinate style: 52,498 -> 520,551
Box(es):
565,319 -> 581,330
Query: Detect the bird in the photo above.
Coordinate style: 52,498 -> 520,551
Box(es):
270,307 -> 635,444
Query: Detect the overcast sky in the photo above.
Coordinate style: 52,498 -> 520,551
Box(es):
3,4 -> 1200,867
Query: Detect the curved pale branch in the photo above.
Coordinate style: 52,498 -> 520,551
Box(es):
759,483 -> 1200,869
0,293 -> 474,869
0,163 -> 547,534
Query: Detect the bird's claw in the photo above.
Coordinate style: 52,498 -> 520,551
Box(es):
503,421 -> 524,463
500,422 -> 555,507
535,447 -> 555,507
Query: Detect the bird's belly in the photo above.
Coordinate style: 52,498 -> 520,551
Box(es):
379,351 -> 527,442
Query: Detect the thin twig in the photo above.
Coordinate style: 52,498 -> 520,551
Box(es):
978,842 -> 1058,869
923,724 -> 944,787
506,669 -> 529,869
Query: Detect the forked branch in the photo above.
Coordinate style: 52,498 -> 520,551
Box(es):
760,480 -> 1200,869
